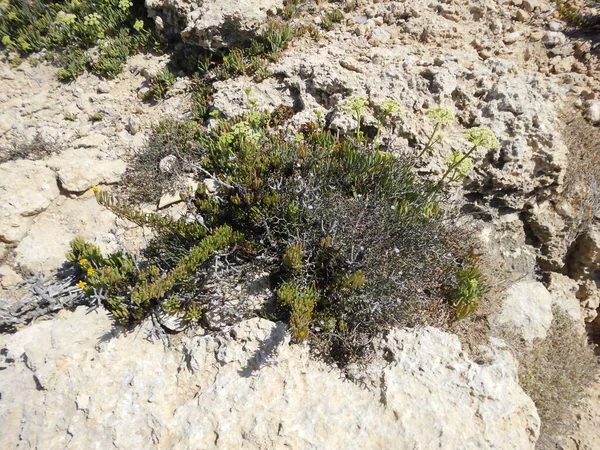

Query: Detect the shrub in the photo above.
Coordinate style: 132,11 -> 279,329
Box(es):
322,10 -> 345,31
69,103 -> 497,366
0,133 -> 58,164
555,0 -> 600,29
143,68 -> 176,102
120,118 -> 204,203
516,309 -> 598,449
0,0 -> 157,80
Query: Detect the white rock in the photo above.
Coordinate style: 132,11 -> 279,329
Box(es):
158,154 -> 178,174
493,279 -> 554,343
0,160 -> 59,242
548,21 -> 564,32
158,191 -> 182,209
146,0 -> 285,48
541,31 -> 566,47
14,196 -> 119,274
586,101 -> 600,125
212,76 -> 293,118
522,0 -> 539,12
0,265 -> 22,289
97,82 -> 110,94
0,311 -> 539,449
71,133 -> 108,148
369,27 -> 391,44
48,148 -> 126,193
503,31 -> 521,45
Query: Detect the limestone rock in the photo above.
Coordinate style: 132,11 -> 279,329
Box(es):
212,76 -> 293,118
145,0 -> 285,49
567,223 -> 600,281
0,310 -> 539,449
493,279 -> 554,343
586,101 -> 600,125
48,148 -> 126,193
0,160 -> 59,243
14,196 -> 119,274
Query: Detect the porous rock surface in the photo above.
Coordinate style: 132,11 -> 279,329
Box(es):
145,0 -> 285,48
1,0 -> 600,447
0,307 -> 539,449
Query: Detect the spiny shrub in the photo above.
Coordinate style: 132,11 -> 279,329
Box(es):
555,0 -> 600,29
0,0 -> 156,80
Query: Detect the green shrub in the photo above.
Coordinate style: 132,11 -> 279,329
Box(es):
0,0 -> 157,80
143,68 -> 176,102
555,0 -> 600,28
322,10 -> 345,31
69,103 -> 497,365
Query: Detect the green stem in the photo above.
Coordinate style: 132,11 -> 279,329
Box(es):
414,122 -> 440,165
436,144 -> 478,188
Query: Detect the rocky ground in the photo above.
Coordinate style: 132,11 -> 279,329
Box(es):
1,0 -> 600,448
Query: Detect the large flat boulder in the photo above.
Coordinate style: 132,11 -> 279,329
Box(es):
0,309 -> 539,449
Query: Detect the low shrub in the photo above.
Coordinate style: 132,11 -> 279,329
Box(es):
555,0 -> 600,29
0,0 -> 157,80
120,118 -> 204,203
69,102 -> 497,365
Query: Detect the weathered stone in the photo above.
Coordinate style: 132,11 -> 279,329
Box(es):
14,196 -> 118,274
70,133 -> 109,148
586,101 -> 600,125
0,265 -> 22,289
158,154 -> 178,174
48,148 -> 126,193
493,279 -> 554,343
504,31 -> 521,45
542,31 -> 566,47
0,160 -> 59,243
145,0 -> 285,49
0,310 -> 539,449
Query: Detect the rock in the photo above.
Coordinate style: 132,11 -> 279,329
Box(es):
542,31 -> 565,47
158,191 -> 182,209
14,196 -> 119,274
126,116 -> 141,135
522,0 -> 539,12
0,265 -> 22,289
0,160 -> 59,243
576,280 -> 600,323
369,27 -> 391,44
493,279 -> 554,343
48,148 -> 126,193
158,154 -> 178,174
567,223 -> 600,281
546,273 -> 585,332
586,101 -> 600,125
503,31 -> 521,45
71,133 -> 109,148
515,9 -> 530,22
211,76 -> 293,118
146,0 -> 285,49
548,21 -> 564,32
156,309 -> 188,332
0,310 -> 539,449
97,82 -> 110,94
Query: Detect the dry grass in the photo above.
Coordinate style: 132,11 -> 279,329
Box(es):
511,308 -> 598,449
560,108 -> 600,242
0,134 -> 58,164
